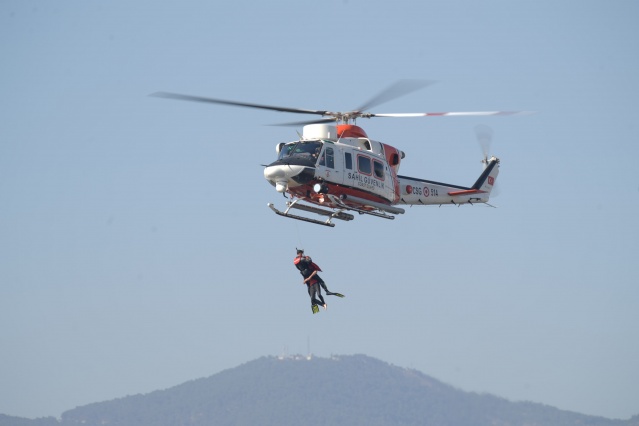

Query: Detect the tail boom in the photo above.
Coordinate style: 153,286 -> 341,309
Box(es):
396,157 -> 499,206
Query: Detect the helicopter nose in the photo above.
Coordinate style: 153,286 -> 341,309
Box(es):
263,163 -> 314,192
264,164 -> 301,191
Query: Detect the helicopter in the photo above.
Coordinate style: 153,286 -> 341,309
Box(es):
153,81 -> 524,227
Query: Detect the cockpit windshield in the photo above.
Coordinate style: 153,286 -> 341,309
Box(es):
277,141 -> 323,162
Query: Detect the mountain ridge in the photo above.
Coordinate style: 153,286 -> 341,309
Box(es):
3,354 -> 638,426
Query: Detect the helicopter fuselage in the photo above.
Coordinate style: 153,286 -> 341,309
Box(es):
263,124 -> 404,212
263,123 -> 499,216
153,84 -> 507,226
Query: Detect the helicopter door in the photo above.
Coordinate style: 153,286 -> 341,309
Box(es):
384,163 -> 398,202
316,146 -> 343,185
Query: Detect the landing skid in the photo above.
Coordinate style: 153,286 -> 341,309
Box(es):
267,196 -> 399,226
326,194 -> 397,220
267,199 -> 354,227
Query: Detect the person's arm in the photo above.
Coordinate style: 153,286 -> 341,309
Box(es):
304,270 -> 317,283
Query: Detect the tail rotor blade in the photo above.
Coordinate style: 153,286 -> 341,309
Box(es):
474,124 -> 493,164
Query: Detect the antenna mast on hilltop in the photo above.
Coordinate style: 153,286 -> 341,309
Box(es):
279,346 -> 289,360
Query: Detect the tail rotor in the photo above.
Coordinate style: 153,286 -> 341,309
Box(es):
474,124 -> 501,197
475,124 -> 493,169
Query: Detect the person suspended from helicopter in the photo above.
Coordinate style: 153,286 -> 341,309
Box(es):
294,249 -> 344,313
294,249 -> 337,296
300,259 -> 325,314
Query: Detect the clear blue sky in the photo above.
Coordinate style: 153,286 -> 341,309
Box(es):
1,0 -> 638,420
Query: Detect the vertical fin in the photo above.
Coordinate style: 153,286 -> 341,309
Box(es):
471,157 -> 500,194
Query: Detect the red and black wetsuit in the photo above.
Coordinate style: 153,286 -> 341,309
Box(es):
294,256 -> 325,307
295,256 -> 328,288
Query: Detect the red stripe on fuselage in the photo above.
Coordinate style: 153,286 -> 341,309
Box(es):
447,189 -> 486,196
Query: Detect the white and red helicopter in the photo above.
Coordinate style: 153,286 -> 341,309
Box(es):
154,81 -> 523,227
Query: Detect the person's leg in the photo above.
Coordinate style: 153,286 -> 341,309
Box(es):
317,276 -> 330,293
311,283 -> 326,310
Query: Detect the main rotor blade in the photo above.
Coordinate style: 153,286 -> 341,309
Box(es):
370,111 -> 529,117
151,92 -> 329,116
355,79 -> 435,112
269,118 -> 338,127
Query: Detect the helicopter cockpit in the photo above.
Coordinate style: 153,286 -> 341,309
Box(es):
276,140 -> 323,166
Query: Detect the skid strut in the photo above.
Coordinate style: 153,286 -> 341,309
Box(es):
267,199 -> 354,227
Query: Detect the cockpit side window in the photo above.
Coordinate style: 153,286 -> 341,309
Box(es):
319,147 -> 334,168
278,143 -> 295,160
278,141 -> 323,161
294,141 -> 321,156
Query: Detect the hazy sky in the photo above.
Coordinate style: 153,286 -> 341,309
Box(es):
2,0 -> 638,420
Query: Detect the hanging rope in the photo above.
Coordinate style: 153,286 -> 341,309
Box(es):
294,221 -> 304,251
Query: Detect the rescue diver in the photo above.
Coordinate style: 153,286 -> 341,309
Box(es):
294,249 -> 344,313
294,248 -> 326,312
